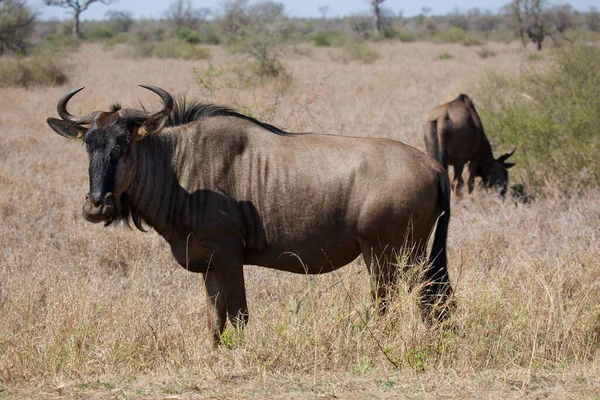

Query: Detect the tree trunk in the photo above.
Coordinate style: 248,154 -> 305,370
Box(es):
519,27 -> 527,50
72,10 -> 80,40
373,3 -> 382,34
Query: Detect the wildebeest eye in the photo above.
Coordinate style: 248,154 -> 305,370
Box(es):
111,146 -> 121,158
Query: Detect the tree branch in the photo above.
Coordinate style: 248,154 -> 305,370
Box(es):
43,0 -> 115,12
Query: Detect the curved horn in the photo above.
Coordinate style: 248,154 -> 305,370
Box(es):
139,84 -> 174,112
497,146 -> 516,163
57,87 -> 102,125
118,85 -> 174,123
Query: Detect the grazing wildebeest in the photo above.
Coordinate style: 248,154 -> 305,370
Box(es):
47,85 -> 454,345
424,94 -> 515,196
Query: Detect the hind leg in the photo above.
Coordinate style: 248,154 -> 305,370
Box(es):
451,162 -> 465,195
361,243 -> 399,315
419,256 -> 454,325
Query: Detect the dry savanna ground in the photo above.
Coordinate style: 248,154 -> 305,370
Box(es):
1,42 -> 599,399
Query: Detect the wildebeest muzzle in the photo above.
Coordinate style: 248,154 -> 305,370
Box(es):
83,192 -> 118,223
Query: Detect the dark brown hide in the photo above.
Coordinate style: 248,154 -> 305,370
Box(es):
47,87 -> 454,346
424,94 -> 515,195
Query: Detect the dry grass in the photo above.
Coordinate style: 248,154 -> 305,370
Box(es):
1,42 -> 599,398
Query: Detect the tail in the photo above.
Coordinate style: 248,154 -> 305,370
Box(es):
429,172 -> 450,275
424,118 -> 448,171
421,171 -> 454,324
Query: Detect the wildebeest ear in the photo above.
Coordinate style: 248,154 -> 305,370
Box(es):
503,162 -> 516,169
136,109 -> 170,140
46,117 -> 87,139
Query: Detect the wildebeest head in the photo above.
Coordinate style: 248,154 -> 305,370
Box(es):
482,147 -> 516,196
46,85 -> 173,223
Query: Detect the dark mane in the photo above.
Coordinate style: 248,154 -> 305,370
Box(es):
166,96 -> 294,136
106,191 -> 145,231
108,97 -> 296,232
110,103 -> 122,112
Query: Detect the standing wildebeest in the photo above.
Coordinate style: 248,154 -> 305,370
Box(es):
425,94 -> 515,196
47,85 -> 454,345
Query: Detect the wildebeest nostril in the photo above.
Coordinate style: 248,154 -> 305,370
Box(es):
104,193 -> 115,207
88,192 -> 104,207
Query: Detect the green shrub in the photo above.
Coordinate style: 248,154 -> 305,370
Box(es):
489,29 -> 516,44
478,46 -> 600,191
249,57 -> 285,78
246,40 -> 287,77
312,32 -> 330,46
342,42 -> 380,63
152,39 -> 210,60
195,24 -> 221,45
312,31 -> 346,47
129,42 -> 154,58
398,29 -> 416,43
577,30 -> 600,44
462,35 -> 485,47
84,24 -> 113,41
373,26 -> 416,43
103,32 -> 128,50
433,28 -> 483,46
129,38 -> 211,60
302,21 -> 314,35
130,20 -> 165,44
39,32 -> 78,53
0,0 -> 35,55
438,52 -> 455,60
377,26 -> 400,40
476,47 -> 497,58
433,27 -> 467,44
177,27 -> 201,44
0,55 -> 67,87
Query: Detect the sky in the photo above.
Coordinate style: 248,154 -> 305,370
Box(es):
31,0 -> 599,21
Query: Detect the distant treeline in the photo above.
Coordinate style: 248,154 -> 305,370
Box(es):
8,0 -> 599,53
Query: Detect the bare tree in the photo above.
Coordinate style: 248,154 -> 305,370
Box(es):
348,13 -> 373,39
216,0 -> 289,76
472,13 -> 502,38
506,0 -> 524,48
43,0 -> 115,40
524,0 -> 549,50
104,9 -> 132,33
507,0 -> 546,50
371,0 -> 385,34
165,0 -> 209,31
448,7 -> 469,31
588,6 -> 600,32
509,0 -> 575,51
0,0 -> 35,54
217,0 -> 250,43
546,4 -> 574,35
318,5 -> 329,20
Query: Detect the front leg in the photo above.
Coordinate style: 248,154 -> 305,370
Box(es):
171,236 -> 248,347
203,270 -> 227,347
467,165 -> 477,194
204,238 -> 249,345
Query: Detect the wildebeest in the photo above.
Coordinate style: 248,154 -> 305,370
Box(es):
424,94 -> 515,195
47,85 -> 454,345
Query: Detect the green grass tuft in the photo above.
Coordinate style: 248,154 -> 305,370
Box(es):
342,42 -> 381,64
